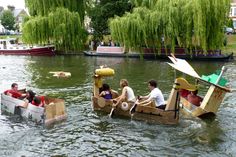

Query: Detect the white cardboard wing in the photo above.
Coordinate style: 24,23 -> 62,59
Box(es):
168,56 -> 200,78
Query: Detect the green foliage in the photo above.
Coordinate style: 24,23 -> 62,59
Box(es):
87,0 -> 132,40
109,0 -> 231,53
25,0 -> 85,22
23,0 -> 87,52
0,10 -> 16,31
23,8 -> 87,52
226,18 -> 234,28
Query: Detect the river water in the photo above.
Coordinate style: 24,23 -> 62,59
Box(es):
0,55 -> 235,157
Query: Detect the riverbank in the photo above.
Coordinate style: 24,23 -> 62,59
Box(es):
1,34 -> 236,56
223,35 -> 236,56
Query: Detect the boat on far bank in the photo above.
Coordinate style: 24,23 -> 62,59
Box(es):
84,46 -> 140,58
84,46 -> 234,61
0,38 -> 55,56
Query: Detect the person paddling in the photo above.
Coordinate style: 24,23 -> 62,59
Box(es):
110,79 -> 135,117
136,79 -> 166,110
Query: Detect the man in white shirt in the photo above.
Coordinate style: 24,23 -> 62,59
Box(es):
136,79 -> 166,110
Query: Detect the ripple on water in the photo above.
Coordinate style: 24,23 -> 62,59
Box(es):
0,56 -> 236,156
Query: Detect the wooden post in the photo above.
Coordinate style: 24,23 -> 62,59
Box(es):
200,85 -> 226,114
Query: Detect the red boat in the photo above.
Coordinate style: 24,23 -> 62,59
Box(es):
0,38 -> 55,56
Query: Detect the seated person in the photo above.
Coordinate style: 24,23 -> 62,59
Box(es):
187,90 -> 203,106
25,90 -> 36,103
31,96 -> 45,107
136,79 -> 166,110
179,89 -> 191,98
99,83 -> 112,100
4,83 -> 26,99
113,79 -> 136,106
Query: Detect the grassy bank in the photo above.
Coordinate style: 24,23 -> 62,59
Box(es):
0,35 -> 22,39
223,35 -> 236,55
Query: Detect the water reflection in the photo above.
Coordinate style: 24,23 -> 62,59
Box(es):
0,55 -> 235,156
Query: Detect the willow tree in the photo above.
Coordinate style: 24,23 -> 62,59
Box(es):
109,0 -> 231,53
23,0 -> 87,52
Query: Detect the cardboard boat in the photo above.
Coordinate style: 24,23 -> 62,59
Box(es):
1,93 -> 67,126
168,56 -> 231,118
91,67 -> 202,125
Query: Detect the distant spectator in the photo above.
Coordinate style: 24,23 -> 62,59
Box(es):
111,41 -> 115,46
90,40 -> 94,50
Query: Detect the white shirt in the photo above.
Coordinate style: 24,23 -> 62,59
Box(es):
124,86 -> 136,102
149,88 -> 165,107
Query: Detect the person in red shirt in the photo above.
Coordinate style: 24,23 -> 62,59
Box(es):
4,83 -> 26,99
179,89 -> 191,98
187,90 -> 203,106
25,90 -> 36,103
31,96 -> 45,107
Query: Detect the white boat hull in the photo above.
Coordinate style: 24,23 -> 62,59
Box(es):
1,93 -> 67,125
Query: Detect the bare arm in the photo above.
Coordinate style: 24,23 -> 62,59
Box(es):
114,87 -> 127,105
99,91 -> 105,97
140,94 -> 150,100
137,96 -> 153,106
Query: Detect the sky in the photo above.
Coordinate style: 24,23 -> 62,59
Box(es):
0,0 -> 25,9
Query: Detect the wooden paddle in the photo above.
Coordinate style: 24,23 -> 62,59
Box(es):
109,107 -> 115,118
129,99 -> 139,114
109,100 -> 118,118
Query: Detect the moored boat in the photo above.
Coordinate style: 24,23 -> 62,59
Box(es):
1,93 -> 67,126
92,67 -> 202,125
84,46 -> 234,61
168,55 -> 231,118
143,48 -> 234,61
84,46 -> 140,58
0,38 -> 55,56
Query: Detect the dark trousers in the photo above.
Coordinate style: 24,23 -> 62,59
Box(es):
156,105 -> 166,110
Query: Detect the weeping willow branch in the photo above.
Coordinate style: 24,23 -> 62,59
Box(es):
23,0 -> 87,52
110,0 -> 231,53
22,8 -> 87,51
25,0 -> 85,22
